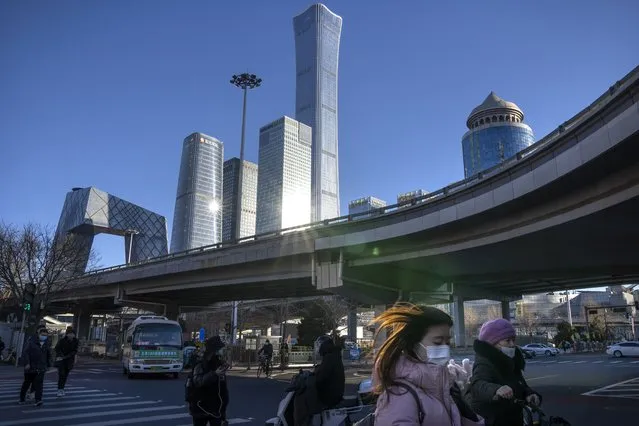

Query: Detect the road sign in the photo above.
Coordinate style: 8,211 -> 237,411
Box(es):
199,327 -> 205,342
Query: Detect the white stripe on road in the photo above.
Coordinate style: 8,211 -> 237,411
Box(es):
631,361 -> 639,364
174,419 -> 254,426
71,413 -> 190,426
0,405 -> 185,426
558,361 -> 572,364
0,386 -> 85,395
0,393 -> 121,407
525,375 -> 559,381
610,361 -> 623,364
582,377 -> 639,396
22,400 -> 159,413
573,361 -> 587,364
592,361 -> 604,363
0,390 -> 100,401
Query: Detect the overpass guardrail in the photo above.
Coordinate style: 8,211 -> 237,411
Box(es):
75,65 -> 639,279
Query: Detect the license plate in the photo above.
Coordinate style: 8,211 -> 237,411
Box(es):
150,366 -> 163,370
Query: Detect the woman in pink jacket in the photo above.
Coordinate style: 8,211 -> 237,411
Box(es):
372,303 -> 484,425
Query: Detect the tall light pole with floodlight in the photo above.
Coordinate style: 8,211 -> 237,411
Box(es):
229,72 -> 262,344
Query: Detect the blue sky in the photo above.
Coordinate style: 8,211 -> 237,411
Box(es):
1,0 -> 638,270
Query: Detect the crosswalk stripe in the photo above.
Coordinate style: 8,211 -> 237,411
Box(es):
71,413 -> 190,426
0,405 -> 185,426
175,419 -> 253,426
22,400 -> 159,413
558,361 -> 572,364
0,393 -> 120,407
0,390 -> 100,401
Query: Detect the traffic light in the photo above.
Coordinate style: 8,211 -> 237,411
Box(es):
23,283 -> 35,312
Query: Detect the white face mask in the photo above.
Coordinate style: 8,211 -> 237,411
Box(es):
500,346 -> 516,358
418,343 -> 450,365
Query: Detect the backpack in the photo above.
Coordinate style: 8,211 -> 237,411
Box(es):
354,380 -> 425,426
184,364 -> 203,404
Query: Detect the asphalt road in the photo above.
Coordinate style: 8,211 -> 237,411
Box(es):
0,353 -> 637,425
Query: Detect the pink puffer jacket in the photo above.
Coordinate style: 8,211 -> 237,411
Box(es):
374,355 -> 484,425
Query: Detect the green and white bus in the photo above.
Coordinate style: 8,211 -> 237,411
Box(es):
121,315 -> 183,378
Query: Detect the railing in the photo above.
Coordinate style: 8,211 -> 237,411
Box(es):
79,65 -> 639,279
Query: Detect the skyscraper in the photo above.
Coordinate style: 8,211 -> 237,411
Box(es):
348,196 -> 387,219
171,132 -> 224,252
256,116 -> 312,234
293,3 -> 342,222
222,158 -> 258,242
462,92 -> 535,178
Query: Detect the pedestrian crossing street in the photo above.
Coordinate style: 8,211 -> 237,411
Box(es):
0,379 -> 253,426
582,376 -> 639,399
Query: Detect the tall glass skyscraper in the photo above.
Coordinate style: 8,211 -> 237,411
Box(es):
293,3 -> 342,222
171,132 -> 224,252
222,157 -> 258,242
462,92 -> 535,178
256,116 -> 312,234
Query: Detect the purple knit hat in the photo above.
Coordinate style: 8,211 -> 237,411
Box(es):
478,319 -> 516,345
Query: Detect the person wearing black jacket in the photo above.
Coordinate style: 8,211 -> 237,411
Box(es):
54,326 -> 79,397
188,336 -> 229,426
293,335 -> 345,425
19,326 -> 53,406
468,319 -> 541,426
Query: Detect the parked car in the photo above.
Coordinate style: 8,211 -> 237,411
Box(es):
520,347 -> 536,359
606,341 -> 639,358
521,343 -> 560,356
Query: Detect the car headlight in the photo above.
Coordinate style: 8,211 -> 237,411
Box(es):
169,359 -> 180,364
129,359 -> 143,365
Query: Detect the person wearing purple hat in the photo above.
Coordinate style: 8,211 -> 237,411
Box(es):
468,318 -> 541,426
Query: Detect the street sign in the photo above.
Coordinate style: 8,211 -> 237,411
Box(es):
198,327 -> 205,342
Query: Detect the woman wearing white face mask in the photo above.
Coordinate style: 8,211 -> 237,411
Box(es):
469,319 -> 541,426
372,303 -> 483,425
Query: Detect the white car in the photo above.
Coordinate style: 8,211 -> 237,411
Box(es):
520,343 -> 560,356
606,341 -> 639,358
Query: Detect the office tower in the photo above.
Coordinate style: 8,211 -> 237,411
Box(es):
222,158 -> 258,242
462,92 -> 535,178
171,132 -> 223,252
293,3 -> 342,222
397,189 -> 429,205
256,116 -> 312,234
348,196 -> 387,219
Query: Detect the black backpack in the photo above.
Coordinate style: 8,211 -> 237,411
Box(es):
184,364 -> 202,404
354,380 -> 425,425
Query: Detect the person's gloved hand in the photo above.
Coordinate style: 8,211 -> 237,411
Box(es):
450,382 -> 479,421
526,393 -> 541,406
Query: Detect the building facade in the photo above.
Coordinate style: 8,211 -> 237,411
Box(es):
462,92 -> 535,178
397,189 -> 429,205
293,3 -> 342,222
171,132 -> 224,252
348,196 -> 387,219
222,158 -> 258,242
256,116 -> 312,234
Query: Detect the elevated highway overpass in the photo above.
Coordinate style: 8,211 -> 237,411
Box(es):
52,65 -> 639,315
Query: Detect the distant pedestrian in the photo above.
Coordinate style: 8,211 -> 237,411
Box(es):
54,326 -> 79,397
19,326 -> 53,407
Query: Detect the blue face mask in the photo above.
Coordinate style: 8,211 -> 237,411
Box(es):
39,335 -> 47,342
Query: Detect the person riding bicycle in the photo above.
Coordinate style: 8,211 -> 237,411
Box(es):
293,335 -> 345,425
257,340 -> 274,374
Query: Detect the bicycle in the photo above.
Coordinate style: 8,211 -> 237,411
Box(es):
512,399 -> 572,426
257,355 -> 272,378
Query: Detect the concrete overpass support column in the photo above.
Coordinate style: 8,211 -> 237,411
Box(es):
501,300 -> 511,321
347,304 -> 358,342
164,305 -> 179,321
74,311 -> 91,342
451,296 -> 466,348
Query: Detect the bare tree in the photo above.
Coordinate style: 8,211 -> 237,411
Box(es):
0,222 -> 100,330
464,306 -> 482,341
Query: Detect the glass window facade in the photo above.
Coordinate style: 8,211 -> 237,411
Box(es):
222,158 -> 258,242
294,3 -> 342,222
171,132 -> 223,252
256,117 -> 312,234
462,123 -> 535,178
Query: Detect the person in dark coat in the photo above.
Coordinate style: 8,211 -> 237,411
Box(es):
189,336 -> 230,426
293,335 -> 346,425
469,319 -> 541,426
19,326 -> 53,406
54,326 -> 79,397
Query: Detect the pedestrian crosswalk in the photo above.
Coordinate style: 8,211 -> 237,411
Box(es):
526,359 -> 639,366
0,379 -> 253,425
582,376 -> 639,399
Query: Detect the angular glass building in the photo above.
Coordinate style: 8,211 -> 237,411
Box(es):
293,3 -> 342,222
348,196 -> 387,219
462,92 -> 535,178
171,132 -> 224,252
256,116 -> 312,234
222,157 -> 258,242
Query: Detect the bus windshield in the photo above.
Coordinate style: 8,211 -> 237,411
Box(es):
132,323 -> 182,350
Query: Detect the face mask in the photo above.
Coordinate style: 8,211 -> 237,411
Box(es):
39,336 -> 47,342
418,343 -> 450,365
500,346 -> 516,358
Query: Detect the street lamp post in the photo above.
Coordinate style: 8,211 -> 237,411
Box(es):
229,73 -> 262,344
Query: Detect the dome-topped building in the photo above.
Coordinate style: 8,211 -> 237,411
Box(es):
461,92 -> 535,178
